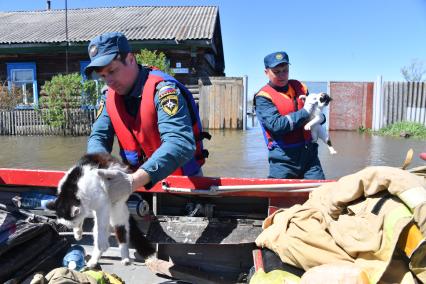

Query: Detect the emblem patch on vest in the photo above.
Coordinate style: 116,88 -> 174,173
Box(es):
96,99 -> 105,119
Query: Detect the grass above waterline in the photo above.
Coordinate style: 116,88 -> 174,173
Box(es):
376,121 -> 426,139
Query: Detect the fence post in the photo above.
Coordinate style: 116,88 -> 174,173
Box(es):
242,75 -> 248,131
372,75 -> 383,131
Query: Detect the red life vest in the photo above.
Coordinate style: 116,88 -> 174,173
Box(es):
256,80 -> 312,149
106,69 -> 206,176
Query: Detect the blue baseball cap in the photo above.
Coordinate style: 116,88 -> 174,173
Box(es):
264,51 -> 290,68
84,32 -> 131,78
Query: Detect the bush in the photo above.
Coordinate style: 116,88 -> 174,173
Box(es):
39,73 -> 98,128
0,81 -> 24,111
135,49 -> 174,75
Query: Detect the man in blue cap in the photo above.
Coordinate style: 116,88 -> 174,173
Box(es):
85,32 -> 208,191
254,51 -> 325,179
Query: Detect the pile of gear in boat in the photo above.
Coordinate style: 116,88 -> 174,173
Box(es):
1,163 -> 426,283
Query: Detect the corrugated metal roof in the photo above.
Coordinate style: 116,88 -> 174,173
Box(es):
0,6 -> 219,44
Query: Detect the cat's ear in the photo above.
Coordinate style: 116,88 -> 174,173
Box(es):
45,200 -> 56,211
96,169 -> 111,179
97,169 -> 117,180
70,205 -> 81,218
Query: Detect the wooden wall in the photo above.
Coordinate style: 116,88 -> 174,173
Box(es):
198,77 -> 243,129
0,46 -> 223,88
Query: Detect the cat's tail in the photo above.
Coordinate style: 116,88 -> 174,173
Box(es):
129,216 -> 156,258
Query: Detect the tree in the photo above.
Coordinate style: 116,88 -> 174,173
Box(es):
401,59 -> 426,82
135,49 -> 174,75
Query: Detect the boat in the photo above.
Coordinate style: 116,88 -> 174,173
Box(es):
0,167 -> 330,283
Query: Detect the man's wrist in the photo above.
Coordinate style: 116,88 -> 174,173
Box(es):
131,169 -> 151,191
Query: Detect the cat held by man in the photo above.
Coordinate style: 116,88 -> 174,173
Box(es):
300,92 -> 337,155
46,153 -> 155,268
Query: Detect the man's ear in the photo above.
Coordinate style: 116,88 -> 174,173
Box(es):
127,53 -> 136,65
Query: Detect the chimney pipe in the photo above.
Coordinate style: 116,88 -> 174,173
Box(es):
47,0 -> 51,10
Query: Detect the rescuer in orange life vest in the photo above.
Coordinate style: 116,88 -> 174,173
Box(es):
255,51 -> 325,179
85,32 -> 209,191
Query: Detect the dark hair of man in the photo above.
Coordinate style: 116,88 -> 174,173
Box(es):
114,52 -> 129,65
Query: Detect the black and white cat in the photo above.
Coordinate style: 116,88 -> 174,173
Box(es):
46,153 -> 155,268
300,92 -> 337,155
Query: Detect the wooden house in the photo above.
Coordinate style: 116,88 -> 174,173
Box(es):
0,6 -> 225,107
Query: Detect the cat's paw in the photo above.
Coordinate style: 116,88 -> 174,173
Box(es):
121,258 -> 131,266
73,228 -> 83,241
87,257 -> 98,268
330,149 -> 337,155
304,125 -> 311,131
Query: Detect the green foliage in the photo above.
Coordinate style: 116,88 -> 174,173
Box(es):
358,125 -> 371,134
39,73 -> 98,128
376,121 -> 426,139
0,81 -> 23,110
135,49 -> 174,75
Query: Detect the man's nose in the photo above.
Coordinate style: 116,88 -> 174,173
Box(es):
104,74 -> 115,85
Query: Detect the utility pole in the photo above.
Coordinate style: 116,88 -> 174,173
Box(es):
65,0 -> 69,73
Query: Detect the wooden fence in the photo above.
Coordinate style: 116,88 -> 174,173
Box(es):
0,109 -> 96,136
198,77 -> 244,129
382,81 -> 426,126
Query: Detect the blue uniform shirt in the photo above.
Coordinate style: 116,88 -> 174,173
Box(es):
87,66 -> 196,186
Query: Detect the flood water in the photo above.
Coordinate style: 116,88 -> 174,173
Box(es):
0,127 -> 425,180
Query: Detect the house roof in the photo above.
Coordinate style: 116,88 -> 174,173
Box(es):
0,6 -> 219,44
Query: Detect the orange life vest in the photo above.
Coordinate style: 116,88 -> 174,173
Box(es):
106,69 -> 207,175
256,80 -> 312,149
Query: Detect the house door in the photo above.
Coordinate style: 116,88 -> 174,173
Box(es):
6,62 -> 38,108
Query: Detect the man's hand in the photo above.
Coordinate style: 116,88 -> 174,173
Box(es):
131,168 -> 151,190
97,169 -> 134,198
302,94 -> 318,115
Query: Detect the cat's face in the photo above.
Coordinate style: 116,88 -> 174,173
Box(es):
46,165 -> 86,228
317,93 -> 332,109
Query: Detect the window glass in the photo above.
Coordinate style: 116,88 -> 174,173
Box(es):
12,69 -> 34,82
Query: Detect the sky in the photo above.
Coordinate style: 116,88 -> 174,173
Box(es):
1,0 -> 426,97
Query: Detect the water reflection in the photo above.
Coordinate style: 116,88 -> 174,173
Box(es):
0,128 -> 424,180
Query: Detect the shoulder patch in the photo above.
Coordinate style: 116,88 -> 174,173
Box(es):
96,99 -> 105,119
159,93 -> 179,116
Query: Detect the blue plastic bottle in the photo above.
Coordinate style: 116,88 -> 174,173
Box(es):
63,245 -> 86,271
20,192 -> 56,209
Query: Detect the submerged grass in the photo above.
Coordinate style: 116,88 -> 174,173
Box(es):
376,121 -> 426,139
